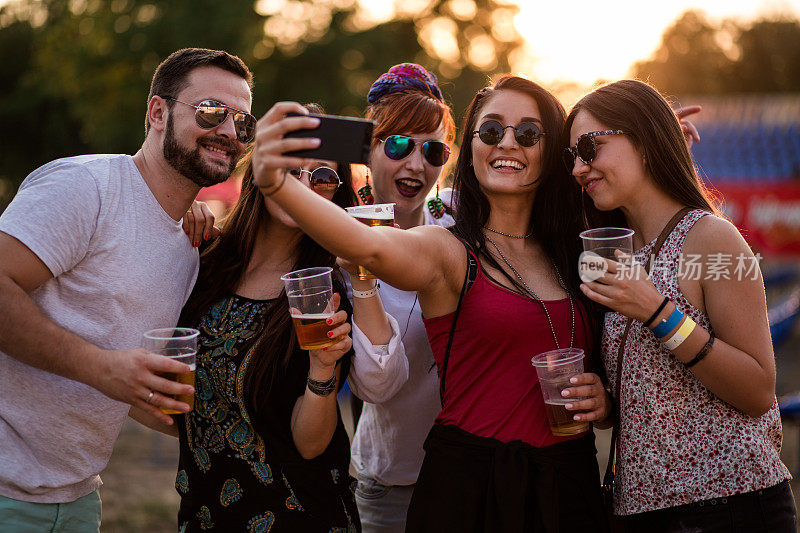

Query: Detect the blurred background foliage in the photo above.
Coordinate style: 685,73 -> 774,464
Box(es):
1,0 -> 799,209
0,0 -> 523,207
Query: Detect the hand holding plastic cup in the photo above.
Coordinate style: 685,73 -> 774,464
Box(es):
281,267 -> 338,350
579,227 -> 635,283
344,203 -> 395,280
142,327 -> 198,414
531,348 -> 590,436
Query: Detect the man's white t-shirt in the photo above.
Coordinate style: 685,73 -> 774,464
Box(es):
0,154 -> 199,503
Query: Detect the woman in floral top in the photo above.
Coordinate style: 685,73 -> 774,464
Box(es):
173,104 -> 391,532
566,79 -> 796,532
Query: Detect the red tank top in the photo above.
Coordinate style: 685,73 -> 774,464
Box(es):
423,255 -> 594,446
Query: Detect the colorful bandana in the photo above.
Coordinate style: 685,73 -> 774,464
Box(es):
367,63 -> 443,104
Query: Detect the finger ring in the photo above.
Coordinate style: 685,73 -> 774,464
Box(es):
146,390 -> 155,404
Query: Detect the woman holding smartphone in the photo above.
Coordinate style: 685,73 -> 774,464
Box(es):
250,76 -> 611,532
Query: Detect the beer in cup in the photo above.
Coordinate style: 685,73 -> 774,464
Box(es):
579,227 -> 635,283
531,348 -> 590,436
344,203 -> 395,280
281,267 -> 337,350
142,327 -> 198,414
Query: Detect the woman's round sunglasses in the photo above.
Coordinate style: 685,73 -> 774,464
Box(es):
162,97 -> 257,143
473,120 -> 545,147
563,130 -> 625,170
380,135 -> 451,167
286,166 -> 342,192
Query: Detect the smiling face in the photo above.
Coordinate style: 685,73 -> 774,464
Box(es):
162,66 -> 252,187
470,89 -> 545,195
369,124 -> 447,213
569,109 -> 649,211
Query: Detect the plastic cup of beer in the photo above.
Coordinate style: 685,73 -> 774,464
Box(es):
531,348 -> 590,436
344,203 -> 395,280
281,267 -> 337,350
142,327 -> 198,415
579,227 -> 635,283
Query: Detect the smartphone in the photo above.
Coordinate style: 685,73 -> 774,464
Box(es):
284,113 -> 375,165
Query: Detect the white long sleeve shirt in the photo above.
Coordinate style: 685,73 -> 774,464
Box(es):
348,203 -> 454,486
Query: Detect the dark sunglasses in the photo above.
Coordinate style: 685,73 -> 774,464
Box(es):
287,166 -> 342,192
473,120 -> 545,147
162,97 -> 256,143
563,130 -> 625,170
380,135 -> 451,167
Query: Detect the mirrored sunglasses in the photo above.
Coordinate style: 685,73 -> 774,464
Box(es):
474,120 -> 545,147
287,166 -> 342,192
563,130 -> 625,170
162,97 -> 256,143
380,135 -> 450,167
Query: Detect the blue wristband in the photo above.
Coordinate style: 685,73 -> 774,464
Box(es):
652,307 -> 684,338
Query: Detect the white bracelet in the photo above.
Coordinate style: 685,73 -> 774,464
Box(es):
352,282 -> 379,299
662,316 -> 696,351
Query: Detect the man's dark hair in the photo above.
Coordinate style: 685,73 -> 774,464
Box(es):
144,48 -> 253,136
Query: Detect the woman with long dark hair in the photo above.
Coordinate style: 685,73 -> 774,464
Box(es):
172,103 -> 383,531
566,79 -> 796,532
250,76 -> 611,531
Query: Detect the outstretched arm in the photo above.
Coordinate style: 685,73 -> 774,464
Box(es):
250,102 -> 462,297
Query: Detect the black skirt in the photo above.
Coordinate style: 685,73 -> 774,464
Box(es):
406,424 -> 609,533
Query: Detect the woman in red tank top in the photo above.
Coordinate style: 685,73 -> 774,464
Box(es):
249,77 -> 612,532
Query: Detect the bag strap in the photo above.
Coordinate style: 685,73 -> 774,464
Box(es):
602,207 -> 692,493
439,241 -> 478,404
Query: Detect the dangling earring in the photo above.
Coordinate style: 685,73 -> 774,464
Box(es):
427,181 -> 445,219
358,168 -> 374,205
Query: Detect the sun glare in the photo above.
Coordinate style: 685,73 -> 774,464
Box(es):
512,0 -> 800,87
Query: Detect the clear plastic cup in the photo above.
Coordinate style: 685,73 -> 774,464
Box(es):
142,327 -> 198,414
531,348 -> 589,436
281,267 -> 337,350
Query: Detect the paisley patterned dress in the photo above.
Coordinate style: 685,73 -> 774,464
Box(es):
175,292 -> 359,532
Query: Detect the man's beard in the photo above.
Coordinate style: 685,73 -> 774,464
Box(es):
163,114 -> 242,187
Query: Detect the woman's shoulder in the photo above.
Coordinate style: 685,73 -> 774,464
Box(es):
683,212 -> 753,257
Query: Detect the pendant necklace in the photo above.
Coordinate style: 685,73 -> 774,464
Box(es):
484,232 -> 575,349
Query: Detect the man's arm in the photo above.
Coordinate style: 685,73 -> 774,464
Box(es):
0,232 -> 193,426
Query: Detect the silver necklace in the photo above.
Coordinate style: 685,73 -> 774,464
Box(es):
484,225 -> 533,239
484,233 -> 575,350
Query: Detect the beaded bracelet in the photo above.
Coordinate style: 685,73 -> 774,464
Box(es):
643,296 -> 669,329
307,374 -> 337,396
652,307 -> 684,338
662,316 -> 696,351
685,333 -> 715,368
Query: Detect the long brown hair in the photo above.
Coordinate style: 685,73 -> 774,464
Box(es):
451,76 -> 586,298
180,112 -> 357,414
564,79 -> 719,228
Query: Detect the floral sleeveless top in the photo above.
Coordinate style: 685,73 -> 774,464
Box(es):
603,209 -> 791,515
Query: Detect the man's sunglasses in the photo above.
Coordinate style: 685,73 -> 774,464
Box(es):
473,120 -> 545,148
162,97 -> 256,143
563,130 -> 625,170
380,135 -> 451,167
286,166 -> 342,192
